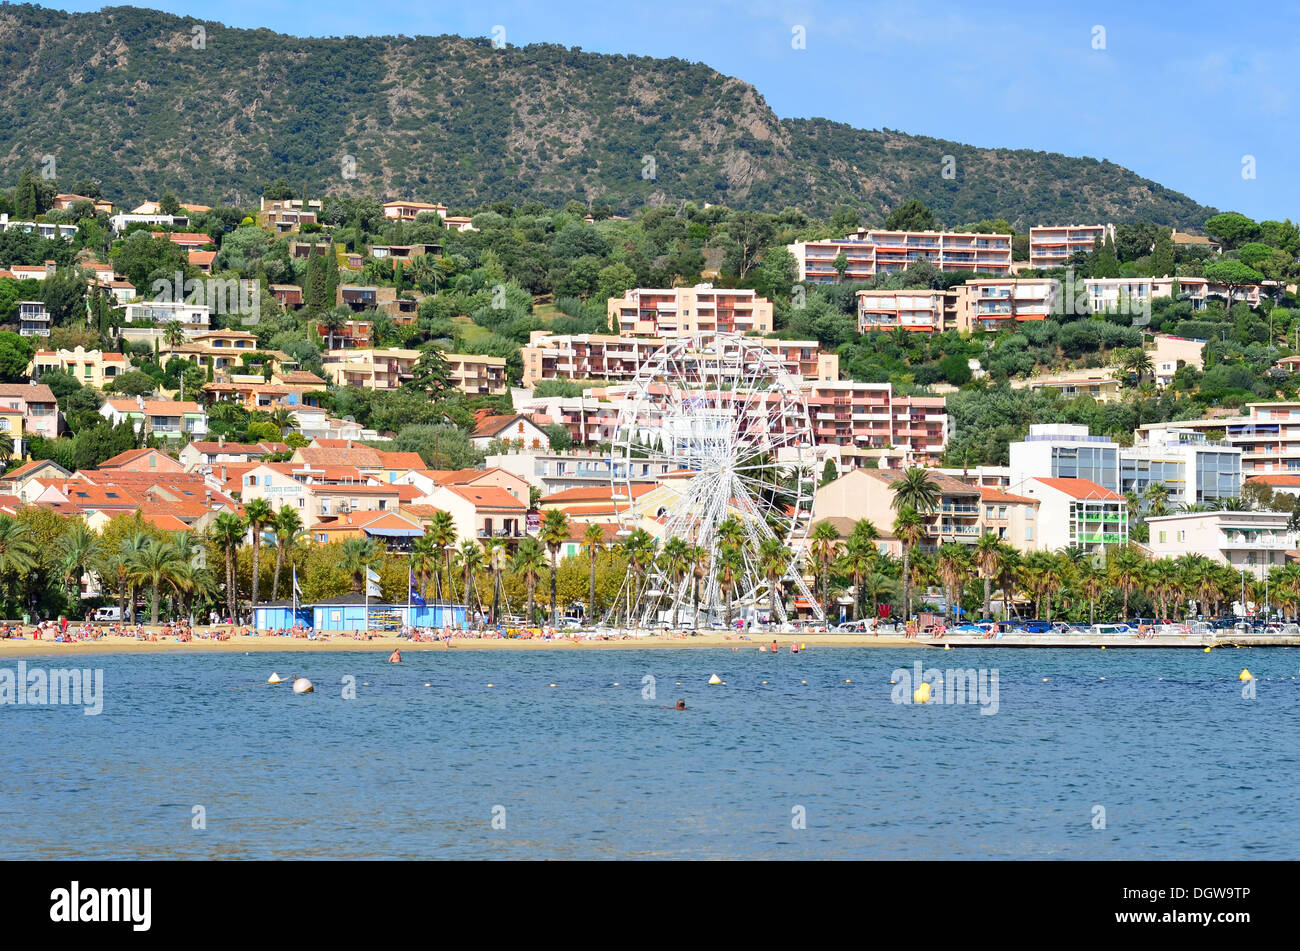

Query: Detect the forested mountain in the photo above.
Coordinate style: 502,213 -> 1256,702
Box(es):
0,4 -> 1215,226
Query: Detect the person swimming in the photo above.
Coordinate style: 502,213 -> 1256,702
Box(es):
388,649 -> 402,663
771,639 -> 778,653
675,699 -> 686,710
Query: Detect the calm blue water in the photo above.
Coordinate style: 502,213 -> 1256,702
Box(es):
2,646 -> 1297,859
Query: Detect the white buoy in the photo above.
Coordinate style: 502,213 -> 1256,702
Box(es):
267,672 -> 284,684
292,678 -> 314,694
708,674 -> 723,685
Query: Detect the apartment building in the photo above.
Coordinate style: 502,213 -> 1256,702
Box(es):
812,467 -> 982,554
0,383 -> 58,457
16,301 -> 51,337
160,329 -> 265,377
29,346 -> 130,388
845,229 -> 1013,275
951,278 -> 1059,332
446,353 -> 508,396
606,285 -> 774,337
109,213 -> 188,233
369,244 -> 442,262
1221,402 -> 1300,474
1012,423 -> 1241,508
320,348 -> 420,390
121,300 -> 211,334
520,331 -> 836,388
0,216 -> 78,241
482,448 -> 674,497
1119,428 -> 1242,507
1028,224 -> 1114,269
1085,277 -> 1261,313
855,289 -> 948,333
801,380 -> 948,468
786,239 -> 878,284
1012,370 -> 1124,403
99,398 -> 207,440
381,200 -> 448,221
1010,424 -> 1121,494
1146,510 -> 1295,579
516,394 -> 621,447
1020,477 -> 1128,554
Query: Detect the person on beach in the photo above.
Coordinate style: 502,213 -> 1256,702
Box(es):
388,648 -> 402,663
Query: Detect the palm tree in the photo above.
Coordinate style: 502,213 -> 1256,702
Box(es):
758,536 -> 791,624
319,307 -> 346,351
427,510 -> 457,599
996,545 -> 1021,620
973,531 -> 1001,620
1120,347 -> 1155,385
860,571 -> 894,619
1018,551 -> 1053,618
688,544 -> 709,628
716,544 -> 745,628
839,532 -> 876,621
892,507 -> 926,620
268,407 -> 295,438
890,467 -> 942,518
512,538 -> 548,624
485,539 -> 510,623
581,522 -> 604,619
270,506 -> 304,602
0,514 -> 38,616
1144,482 -> 1170,518
128,538 -> 184,625
410,534 -> 438,602
243,497 -> 274,607
659,536 -> 692,628
339,536 -> 381,593
538,509 -> 571,625
210,512 -> 246,621
455,540 -> 484,617
117,530 -> 152,624
809,521 -> 842,622
1077,559 -> 1106,624
621,528 -> 658,625
935,543 -> 970,625
57,521 -> 101,612
1107,544 -> 1147,620
163,320 -> 185,348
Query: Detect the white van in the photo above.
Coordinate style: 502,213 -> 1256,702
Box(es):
92,606 -> 122,622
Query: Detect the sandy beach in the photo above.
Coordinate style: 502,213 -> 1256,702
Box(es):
0,630 -> 917,655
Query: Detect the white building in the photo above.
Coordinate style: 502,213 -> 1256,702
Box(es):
1020,477 -> 1128,554
1009,424 -> 1120,494
1120,429 -> 1241,508
121,300 -> 211,334
1146,510 -> 1296,580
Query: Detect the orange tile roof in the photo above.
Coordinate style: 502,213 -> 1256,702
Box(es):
541,484 -> 656,504
1246,474 -> 1300,486
978,487 -> 1038,504
1031,477 -> 1123,501
442,485 -> 527,510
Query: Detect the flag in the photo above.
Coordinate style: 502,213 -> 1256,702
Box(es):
409,569 -> 426,606
366,579 -> 382,598
366,567 -> 381,582
292,565 -> 302,598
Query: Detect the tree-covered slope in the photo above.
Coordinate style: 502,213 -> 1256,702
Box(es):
0,4 -> 1217,226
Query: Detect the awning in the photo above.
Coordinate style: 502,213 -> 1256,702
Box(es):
364,528 -> 424,538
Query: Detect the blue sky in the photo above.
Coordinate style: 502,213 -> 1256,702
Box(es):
53,1 -> 1298,222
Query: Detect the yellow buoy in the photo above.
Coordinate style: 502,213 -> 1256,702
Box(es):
944,644 -> 951,651
913,682 -> 932,703
292,677 -> 313,694
267,672 -> 284,684
1099,677 -> 1105,681
1239,669 -> 1253,682
1100,646 -> 1106,650
844,679 -> 852,684
486,684 -> 494,688
800,680 -> 807,685
1204,646 -> 1212,653
761,680 -> 768,685
549,683 -> 558,688
708,674 -> 722,685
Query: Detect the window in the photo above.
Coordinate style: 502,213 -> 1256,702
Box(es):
1025,526 -> 1033,541
1159,531 -> 1167,543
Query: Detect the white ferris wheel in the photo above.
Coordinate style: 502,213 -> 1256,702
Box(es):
607,332 -> 823,628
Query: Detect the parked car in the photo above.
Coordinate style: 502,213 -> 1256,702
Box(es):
1017,619 -> 1052,634
92,606 -> 122,622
